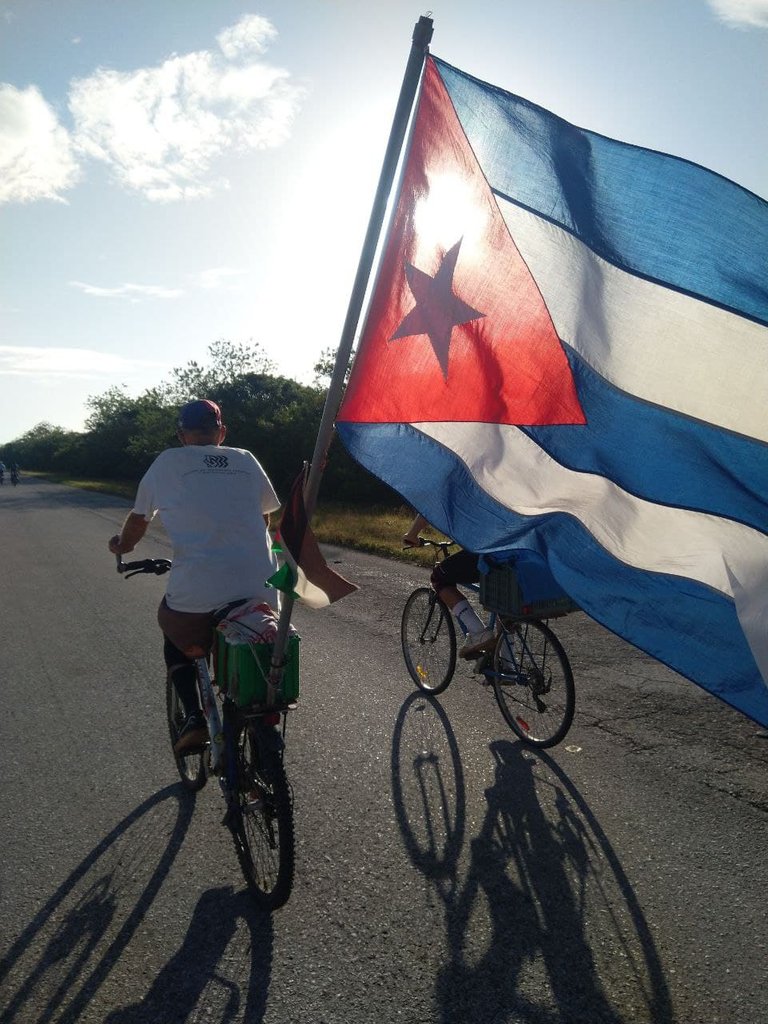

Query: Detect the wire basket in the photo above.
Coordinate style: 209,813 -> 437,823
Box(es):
480,565 -> 578,619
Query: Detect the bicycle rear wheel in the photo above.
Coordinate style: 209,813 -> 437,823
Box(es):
228,718 -> 294,910
401,587 -> 457,695
166,677 -> 207,791
492,619 -> 575,748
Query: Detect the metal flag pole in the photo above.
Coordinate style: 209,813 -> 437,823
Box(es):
268,15 -> 433,685
304,13 -> 433,518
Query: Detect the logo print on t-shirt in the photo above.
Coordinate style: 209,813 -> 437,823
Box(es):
204,455 -> 229,468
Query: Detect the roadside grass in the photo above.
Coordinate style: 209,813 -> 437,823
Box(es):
27,472 -> 444,568
311,504 -> 446,567
25,471 -> 136,500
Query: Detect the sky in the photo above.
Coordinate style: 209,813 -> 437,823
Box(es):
1,0 -> 766,443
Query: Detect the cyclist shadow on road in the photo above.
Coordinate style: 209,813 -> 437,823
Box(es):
104,886 -> 273,1024
391,693 -> 673,1024
0,783 -> 274,1024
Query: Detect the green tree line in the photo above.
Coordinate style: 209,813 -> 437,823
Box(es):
0,340 -> 397,506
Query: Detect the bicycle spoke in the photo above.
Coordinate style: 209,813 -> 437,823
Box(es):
492,620 -> 575,748
401,587 -> 457,694
227,718 -> 294,909
166,677 -> 207,792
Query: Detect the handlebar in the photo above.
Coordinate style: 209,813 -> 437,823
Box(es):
115,553 -> 172,578
403,537 -> 456,559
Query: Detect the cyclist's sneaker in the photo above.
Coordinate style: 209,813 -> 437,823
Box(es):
459,628 -> 496,659
173,710 -> 208,756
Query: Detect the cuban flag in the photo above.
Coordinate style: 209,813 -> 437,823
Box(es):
336,56 -> 768,727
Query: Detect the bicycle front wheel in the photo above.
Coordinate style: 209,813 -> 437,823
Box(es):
401,587 -> 457,695
492,619 -> 575,748
166,676 -> 207,791
229,720 -> 295,910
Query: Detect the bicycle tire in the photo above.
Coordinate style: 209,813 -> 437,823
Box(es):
491,619 -> 575,748
228,719 -> 295,910
165,676 -> 207,791
401,587 -> 457,695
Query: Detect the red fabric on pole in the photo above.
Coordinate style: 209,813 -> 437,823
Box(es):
339,58 -> 584,427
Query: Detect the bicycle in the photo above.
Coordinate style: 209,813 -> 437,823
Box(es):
401,540 -> 576,748
116,555 -> 295,910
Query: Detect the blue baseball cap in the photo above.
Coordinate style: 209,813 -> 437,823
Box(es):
177,399 -> 222,430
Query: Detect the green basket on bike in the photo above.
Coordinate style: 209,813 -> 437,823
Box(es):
479,555 -> 579,620
215,633 -> 300,707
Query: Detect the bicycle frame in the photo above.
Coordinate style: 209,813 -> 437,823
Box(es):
177,628 -> 288,783
115,552 -> 296,905
418,562 -> 548,688
193,655 -> 225,773
404,537 -> 576,747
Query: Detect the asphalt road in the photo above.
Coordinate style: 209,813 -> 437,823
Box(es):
1,477 -> 766,1024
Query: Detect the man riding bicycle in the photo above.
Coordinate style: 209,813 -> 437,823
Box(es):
108,399 -> 280,755
402,513 -> 495,658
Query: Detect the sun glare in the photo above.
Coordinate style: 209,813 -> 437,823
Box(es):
412,171 -> 487,266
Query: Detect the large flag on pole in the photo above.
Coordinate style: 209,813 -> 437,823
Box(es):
336,56 -> 768,727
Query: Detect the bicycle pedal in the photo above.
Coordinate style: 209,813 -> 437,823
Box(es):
472,653 -> 492,675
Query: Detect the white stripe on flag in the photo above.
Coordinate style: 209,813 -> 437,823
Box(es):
279,545 -> 331,610
293,566 -> 332,609
415,421 -> 768,683
500,200 -> 768,443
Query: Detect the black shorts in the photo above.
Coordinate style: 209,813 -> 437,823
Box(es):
431,551 -> 480,590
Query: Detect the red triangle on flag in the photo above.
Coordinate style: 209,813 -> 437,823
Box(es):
339,58 -> 585,427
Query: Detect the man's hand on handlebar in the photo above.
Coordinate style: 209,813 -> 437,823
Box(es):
109,512 -> 148,558
403,513 -> 430,549
114,553 -> 172,577
402,531 -> 424,547
108,534 -> 134,555
402,534 -> 426,549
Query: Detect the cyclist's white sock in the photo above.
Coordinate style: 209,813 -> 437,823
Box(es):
452,599 -> 485,636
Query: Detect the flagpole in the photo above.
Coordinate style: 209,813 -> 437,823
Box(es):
267,16 -> 433,689
304,13 -> 433,518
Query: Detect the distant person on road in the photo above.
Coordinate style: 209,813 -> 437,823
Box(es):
0,461 -> 5,485
402,513 -> 494,658
108,399 -> 281,755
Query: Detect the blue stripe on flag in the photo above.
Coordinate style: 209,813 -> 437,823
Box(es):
337,420 -> 768,727
434,57 -> 768,324
525,346 -> 768,533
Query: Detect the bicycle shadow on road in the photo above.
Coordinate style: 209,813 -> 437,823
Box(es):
390,694 -> 674,1024
0,784 -> 274,1024
103,885 -> 274,1024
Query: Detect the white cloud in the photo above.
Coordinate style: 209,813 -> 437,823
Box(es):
69,280 -> 184,300
216,13 -> 276,59
192,266 -> 246,289
0,344 -> 163,379
0,84 -> 80,203
707,0 -> 768,27
69,14 -> 305,201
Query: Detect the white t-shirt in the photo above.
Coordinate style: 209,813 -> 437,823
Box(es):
132,444 -> 280,612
